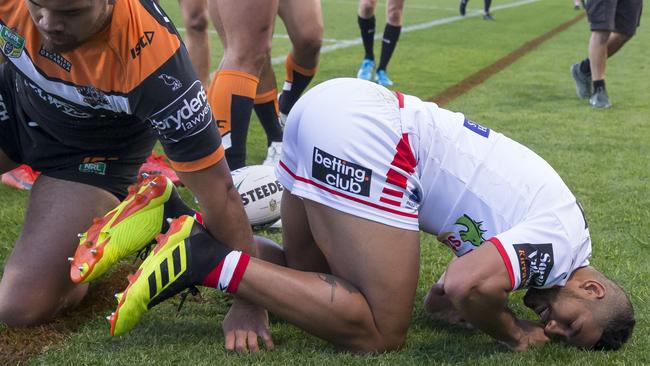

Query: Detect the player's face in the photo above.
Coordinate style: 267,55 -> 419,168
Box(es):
25,0 -> 115,53
523,287 -> 603,348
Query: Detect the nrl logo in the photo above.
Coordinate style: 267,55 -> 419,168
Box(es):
159,74 -> 182,91
455,214 -> 487,247
77,86 -> 109,107
0,25 -> 25,58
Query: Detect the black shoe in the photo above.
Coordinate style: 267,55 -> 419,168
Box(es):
460,0 -> 468,16
590,87 -> 612,109
483,13 -> 495,20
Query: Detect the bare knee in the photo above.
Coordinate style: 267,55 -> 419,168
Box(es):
0,274 -> 87,327
334,308 -> 408,352
358,0 -> 377,18
386,9 -> 403,26
184,10 -> 209,34
291,32 -> 322,65
224,37 -> 272,73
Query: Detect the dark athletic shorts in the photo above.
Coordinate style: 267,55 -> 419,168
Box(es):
586,0 -> 643,35
0,64 -> 154,200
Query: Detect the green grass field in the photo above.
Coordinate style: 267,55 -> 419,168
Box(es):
1,0 -> 649,364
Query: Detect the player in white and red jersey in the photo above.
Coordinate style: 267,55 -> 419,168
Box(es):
0,0 -> 254,327
111,78 -> 633,352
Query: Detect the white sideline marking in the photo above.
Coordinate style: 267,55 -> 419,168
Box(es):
271,0 -> 540,64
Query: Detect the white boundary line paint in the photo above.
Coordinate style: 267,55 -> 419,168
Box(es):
178,0 -> 539,65
270,0 -> 540,64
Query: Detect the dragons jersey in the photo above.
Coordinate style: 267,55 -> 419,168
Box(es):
277,78 -> 591,291
0,0 -> 223,172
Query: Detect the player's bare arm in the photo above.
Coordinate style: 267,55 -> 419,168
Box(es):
443,242 -> 549,351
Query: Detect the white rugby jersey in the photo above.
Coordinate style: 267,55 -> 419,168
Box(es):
402,94 -> 591,289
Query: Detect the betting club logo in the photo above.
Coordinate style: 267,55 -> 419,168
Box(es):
311,147 -> 372,196
0,25 -> 25,58
159,74 -> 182,91
513,243 -> 554,288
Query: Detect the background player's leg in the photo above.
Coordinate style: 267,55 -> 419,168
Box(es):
0,176 -> 119,326
235,195 -> 420,351
356,0 -> 377,81
278,0 -> 323,118
178,0 -> 211,86
254,58 -> 284,166
375,0 -> 404,86
207,0 -> 278,169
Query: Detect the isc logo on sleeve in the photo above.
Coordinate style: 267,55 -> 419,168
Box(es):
311,147 -> 372,196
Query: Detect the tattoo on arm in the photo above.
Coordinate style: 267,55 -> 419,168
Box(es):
317,274 -> 360,303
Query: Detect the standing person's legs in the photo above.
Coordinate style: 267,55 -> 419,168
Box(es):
207,0 -> 278,170
357,0 -> 378,80
0,177 -> 119,326
588,30 -> 610,82
254,58 -> 284,166
179,0 -> 211,86
375,0 -> 404,86
278,0 -> 323,120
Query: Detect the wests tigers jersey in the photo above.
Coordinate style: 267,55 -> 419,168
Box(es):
0,0 -> 223,171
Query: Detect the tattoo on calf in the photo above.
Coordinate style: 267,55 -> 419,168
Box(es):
317,274 -> 360,303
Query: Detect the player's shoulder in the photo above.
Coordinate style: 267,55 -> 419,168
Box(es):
111,0 -> 184,92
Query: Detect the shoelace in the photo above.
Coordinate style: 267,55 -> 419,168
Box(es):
176,286 -> 201,315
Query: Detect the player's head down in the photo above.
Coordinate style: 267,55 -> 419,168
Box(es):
523,266 -> 634,350
25,0 -> 116,53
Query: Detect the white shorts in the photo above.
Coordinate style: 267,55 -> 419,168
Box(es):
275,78 -> 421,231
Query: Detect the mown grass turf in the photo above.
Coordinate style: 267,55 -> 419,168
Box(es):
1,0 -> 648,364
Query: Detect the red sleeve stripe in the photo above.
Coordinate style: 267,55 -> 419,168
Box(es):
279,161 -> 418,219
489,237 -> 515,290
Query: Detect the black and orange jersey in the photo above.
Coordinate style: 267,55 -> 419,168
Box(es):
0,0 -> 223,172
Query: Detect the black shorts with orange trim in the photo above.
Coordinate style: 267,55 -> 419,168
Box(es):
0,64 -> 154,199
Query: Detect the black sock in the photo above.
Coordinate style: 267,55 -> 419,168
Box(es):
279,55 -> 317,116
484,0 -> 492,13
225,95 -> 253,170
579,58 -> 591,75
358,16 -> 376,61
254,99 -> 282,145
378,24 -> 401,72
592,79 -> 605,91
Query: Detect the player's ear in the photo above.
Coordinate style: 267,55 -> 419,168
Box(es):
579,280 -> 606,299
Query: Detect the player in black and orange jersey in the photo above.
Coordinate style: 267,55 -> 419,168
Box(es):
207,0 -> 322,170
0,0 -> 255,327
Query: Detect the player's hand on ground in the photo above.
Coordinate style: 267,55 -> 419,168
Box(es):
223,297 -> 274,353
504,319 -> 549,352
424,283 -> 473,329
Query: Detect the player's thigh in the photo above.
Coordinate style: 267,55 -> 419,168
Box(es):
281,190 -> 330,273
303,199 -> 420,335
212,0 -> 278,50
279,0 -> 323,48
0,176 -> 119,304
0,149 -> 19,174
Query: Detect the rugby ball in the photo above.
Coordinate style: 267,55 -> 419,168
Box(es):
231,165 -> 283,228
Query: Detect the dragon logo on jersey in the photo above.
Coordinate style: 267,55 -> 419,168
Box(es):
513,243 -> 554,289
0,26 -> 25,58
455,214 -> 487,247
159,74 -> 182,91
77,86 -> 109,107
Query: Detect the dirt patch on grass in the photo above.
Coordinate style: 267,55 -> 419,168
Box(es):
430,12 -> 586,106
0,263 -> 136,364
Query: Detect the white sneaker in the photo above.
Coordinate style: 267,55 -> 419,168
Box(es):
262,141 -> 283,167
